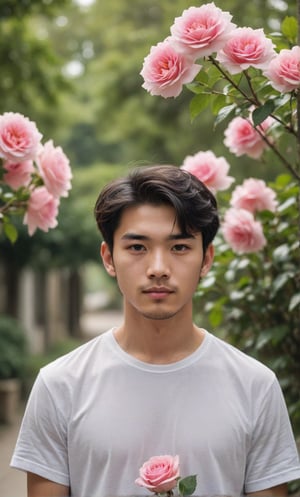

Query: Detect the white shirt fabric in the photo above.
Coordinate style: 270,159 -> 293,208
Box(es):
11,329 -> 300,497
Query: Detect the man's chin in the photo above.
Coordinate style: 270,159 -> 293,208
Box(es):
141,311 -> 178,321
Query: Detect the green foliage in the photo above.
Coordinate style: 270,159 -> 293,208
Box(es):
178,475 -> 197,496
195,175 -> 300,435
0,0 -> 71,19
0,0 -> 71,138
0,315 -> 28,379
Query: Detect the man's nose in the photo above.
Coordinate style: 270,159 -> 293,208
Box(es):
146,250 -> 170,279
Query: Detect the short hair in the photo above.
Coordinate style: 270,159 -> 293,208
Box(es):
94,165 -> 220,253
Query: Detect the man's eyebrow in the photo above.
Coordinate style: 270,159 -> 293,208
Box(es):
121,232 -> 196,241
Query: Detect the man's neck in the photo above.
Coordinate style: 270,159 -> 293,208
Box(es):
113,312 -> 205,364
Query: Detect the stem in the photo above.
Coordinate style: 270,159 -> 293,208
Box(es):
243,69 -> 260,105
209,56 -> 258,105
0,199 -> 27,216
254,123 -> 300,182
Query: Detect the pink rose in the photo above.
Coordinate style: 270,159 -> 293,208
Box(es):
222,208 -> 266,254
140,39 -> 201,98
37,140 -> 72,198
263,46 -> 300,93
181,150 -> 234,192
230,178 -> 278,213
23,186 -> 59,236
3,160 -> 34,190
170,3 -> 236,59
224,115 -> 273,159
0,112 -> 42,162
216,27 -> 275,74
135,455 -> 180,494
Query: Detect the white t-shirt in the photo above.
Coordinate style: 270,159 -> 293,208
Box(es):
11,329 -> 300,497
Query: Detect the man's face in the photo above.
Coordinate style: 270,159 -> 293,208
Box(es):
101,203 -> 213,322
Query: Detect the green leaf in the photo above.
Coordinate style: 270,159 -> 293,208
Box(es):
3,222 -> 18,243
211,94 -> 228,115
178,475 -> 197,496
209,306 -> 224,327
278,197 -> 296,212
289,293 -> 300,311
281,16 -> 298,44
185,82 -> 205,95
189,93 -> 211,121
252,100 -> 275,127
214,103 -> 236,127
271,272 -> 294,296
195,69 -> 209,85
273,244 -> 290,261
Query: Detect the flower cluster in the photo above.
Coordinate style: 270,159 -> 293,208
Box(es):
141,3 -> 300,98
135,455 -> 197,497
140,2 -> 299,254
0,112 -> 72,241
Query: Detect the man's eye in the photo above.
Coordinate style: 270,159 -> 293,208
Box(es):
129,244 -> 146,252
172,244 -> 189,252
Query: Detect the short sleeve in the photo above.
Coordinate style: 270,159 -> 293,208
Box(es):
245,377 -> 300,493
10,372 -> 70,486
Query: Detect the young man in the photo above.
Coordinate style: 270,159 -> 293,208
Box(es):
11,165 -> 300,497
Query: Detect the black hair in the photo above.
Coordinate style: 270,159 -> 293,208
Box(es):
94,165 -> 220,253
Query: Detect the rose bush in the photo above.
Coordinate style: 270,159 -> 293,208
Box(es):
0,112 -> 72,242
140,2 -> 300,443
135,454 -> 196,496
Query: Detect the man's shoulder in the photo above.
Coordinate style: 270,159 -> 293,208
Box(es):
208,332 -> 276,383
40,330 -> 112,381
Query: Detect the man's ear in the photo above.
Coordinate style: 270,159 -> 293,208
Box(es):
200,243 -> 214,278
100,242 -> 116,277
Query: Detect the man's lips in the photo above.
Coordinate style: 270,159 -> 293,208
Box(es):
142,287 -> 174,297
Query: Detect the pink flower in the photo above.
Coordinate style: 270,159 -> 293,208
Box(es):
181,150 -> 234,192
170,3 -> 236,59
140,39 -> 201,98
216,27 -> 275,74
222,208 -> 266,253
224,115 -> 273,159
23,186 -> 59,236
37,140 -> 72,198
135,455 -> 180,494
263,46 -> 300,93
230,178 -> 278,213
3,160 -> 34,190
0,112 -> 42,162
